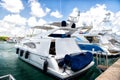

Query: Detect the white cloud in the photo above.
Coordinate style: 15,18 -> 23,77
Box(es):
27,17 -> 37,27
0,0 -> 24,13
38,19 -> 47,26
68,4 -> 120,35
3,14 -> 27,26
112,11 -> 120,33
50,10 -> 63,18
0,18 -> 45,37
10,26 -> 27,37
0,0 -> 27,37
69,7 -> 79,17
0,20 -> 25,37
27,16 -> 47,27
29,0 -> 50,17
0,21 -> 10,33
46,8 -> 51,13
72,4 -> 120,34
1,3 -> 120,37
73,4 -> 111,28
113,11 -> 120,26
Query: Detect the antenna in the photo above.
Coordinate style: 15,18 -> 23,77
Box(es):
103,12 -> 111,22
68,11 -> 80,23
60,0 -> 61,14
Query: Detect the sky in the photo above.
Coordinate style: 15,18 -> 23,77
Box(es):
0,0 -> 120,37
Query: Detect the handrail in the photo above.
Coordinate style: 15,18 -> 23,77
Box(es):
0,74 -> 15,80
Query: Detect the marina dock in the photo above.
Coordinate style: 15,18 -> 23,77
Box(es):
96,59 -> 120,80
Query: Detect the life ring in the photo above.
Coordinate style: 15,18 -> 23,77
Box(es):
43,60 -> 48,72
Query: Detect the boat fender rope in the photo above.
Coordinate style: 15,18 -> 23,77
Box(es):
62,64 -> 70,75
43,60 -> 48,72
62,64 -> 67,73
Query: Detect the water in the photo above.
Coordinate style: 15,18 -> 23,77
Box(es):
0,41 -> 108,80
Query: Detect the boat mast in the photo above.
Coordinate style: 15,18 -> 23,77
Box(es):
67,11 -> 80,28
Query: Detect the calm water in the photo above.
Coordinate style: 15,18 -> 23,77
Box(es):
0,41 -> 113,80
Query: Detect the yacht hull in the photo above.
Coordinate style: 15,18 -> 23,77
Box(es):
16,47 -> 94,79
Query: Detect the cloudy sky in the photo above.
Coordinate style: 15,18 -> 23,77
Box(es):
0,0 -> 120,36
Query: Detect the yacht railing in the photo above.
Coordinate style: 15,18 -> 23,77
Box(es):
0,74 -> 15,80
95,51 -> 108,67
94,51 -> 109,71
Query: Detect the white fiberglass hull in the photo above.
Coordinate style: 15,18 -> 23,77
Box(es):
15,38 -> 94,79
19,56 -> 94,79
16,47 -> 94,79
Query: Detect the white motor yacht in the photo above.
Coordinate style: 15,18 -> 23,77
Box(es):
15,35 -> 94,79
15,11 -> 95,79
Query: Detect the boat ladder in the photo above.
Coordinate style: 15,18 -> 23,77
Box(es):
95,51 -> 109,71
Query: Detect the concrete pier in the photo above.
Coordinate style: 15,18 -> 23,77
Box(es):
96,59 -> 120,80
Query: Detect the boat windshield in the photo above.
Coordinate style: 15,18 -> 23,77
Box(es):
48,29 -> 71,38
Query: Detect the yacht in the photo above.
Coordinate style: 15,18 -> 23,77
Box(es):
15,29 -> 94,79
15,38 -> 94,79
74,32 -> 120,57
6,37 -> 17,43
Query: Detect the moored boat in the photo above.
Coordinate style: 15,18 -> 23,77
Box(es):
15,37 -> 94,79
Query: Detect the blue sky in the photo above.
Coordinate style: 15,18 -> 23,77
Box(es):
23,0 -> 119,21
0,0 -> 120,36
0,0 -> 120,20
